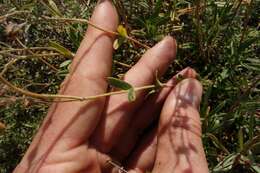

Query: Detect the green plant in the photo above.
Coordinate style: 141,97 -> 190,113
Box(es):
0,0 -> 259,172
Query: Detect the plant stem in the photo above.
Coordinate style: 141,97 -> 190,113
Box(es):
113,60 -> 132,68
0,57 -> 171,102
125,35 -> 150,49
0,48 -> 131,68
0,73 -> 160,102
0,52 -> 60,58
107,160 -> 128,173
0,10 -> 30,21
15,38 -> 59,71
43,16 -> 118,35
43,16 -> 151,49
0,47 -> 56,54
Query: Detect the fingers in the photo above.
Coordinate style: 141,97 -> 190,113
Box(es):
126,128 -> 157,172
111,68 -> 197,160
91,36 -> 177,152
19,0 -> 118,165
69,0 -> 118,74
152,79 -> 209,173
45,0 -> 118,152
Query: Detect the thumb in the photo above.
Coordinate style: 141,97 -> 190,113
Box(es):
153,79 -> 209,173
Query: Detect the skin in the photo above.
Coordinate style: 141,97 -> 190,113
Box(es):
14,1 -> 209,173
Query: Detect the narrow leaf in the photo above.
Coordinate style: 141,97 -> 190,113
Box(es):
250,163 -> 260,173
113,39 -> 120,50
128,88 -> 136,102
113,37 -> 126,50
206,133 -> 230,154
238,37 -> 259,52
49,41 -> 74,58
238,128 -> 244,152
107,77 -> 132,90
213,153 -> 238,172
47,0 -> 62,16
60,60 -> 72,68
241,135 -> 260,154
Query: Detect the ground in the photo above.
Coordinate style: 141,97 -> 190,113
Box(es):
0,0 -> 259,172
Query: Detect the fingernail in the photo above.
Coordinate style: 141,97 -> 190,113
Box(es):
157,36 -> 177,60
176,79 -> 203,108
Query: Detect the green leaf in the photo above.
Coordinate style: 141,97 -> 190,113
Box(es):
213,153 -> 238,172
128,88 -> 136,102
47,0 -> 62,16
238,128 -> 244,152
107,77 -> 136,102
107,77 -> 132,90
152,0 -> 162,17
179,42 -> 195,49
241,135 -> 260,154
49,41 -> 74,58
238,37 -> 259,52
241,58 -> 260,72
59,60 -> 72,68
250,163 -> 260,173
117,25 -> 128,37
113,39 -> 120,50
206,133 -> 230,154
113,37 -> 126,50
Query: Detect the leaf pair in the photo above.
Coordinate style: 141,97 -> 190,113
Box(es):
113,25 -> 128,50
107,77 -> 136,102
49,41 -> 74,58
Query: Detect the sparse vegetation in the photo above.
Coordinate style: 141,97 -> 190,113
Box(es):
0,0 -> 259,172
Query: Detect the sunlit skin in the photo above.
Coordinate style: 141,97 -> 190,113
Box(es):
14,1 -> 209,173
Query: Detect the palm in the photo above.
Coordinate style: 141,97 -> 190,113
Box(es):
14,1 -> 209,173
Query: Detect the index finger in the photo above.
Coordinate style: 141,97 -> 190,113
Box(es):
18,0 -> 118,167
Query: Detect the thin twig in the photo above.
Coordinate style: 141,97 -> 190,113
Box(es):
0,47 -> 132,68
0,10 -> 30,21
0,47 -> 56,54
43,16 -> 118,35
107,160 -> 128,173
0,74 -> 158,102
125,35 -> 150,49
0,52 -> 60,58
0,41 -> 12,48
0,57 -> 171,102
113,60 -> 132,68
43,16 -> 151,49
16,38 -> 59,71
0,57 -> 23,75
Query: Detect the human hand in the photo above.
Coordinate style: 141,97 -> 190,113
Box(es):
14,1 -> 209,173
